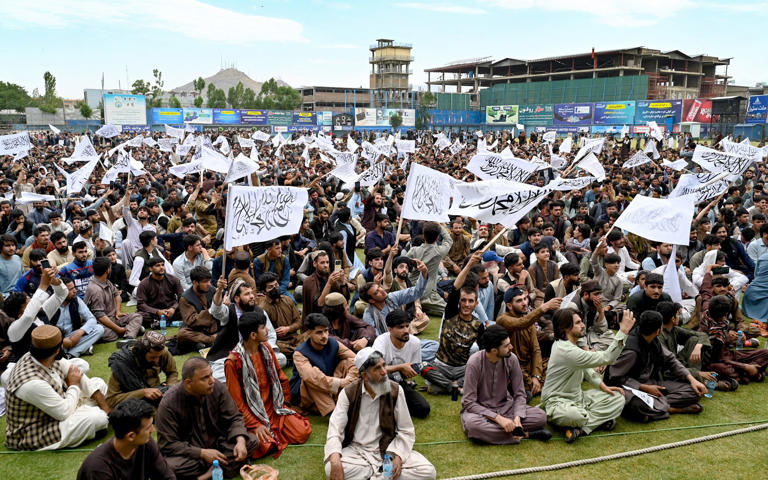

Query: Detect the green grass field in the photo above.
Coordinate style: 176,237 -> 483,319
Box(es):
2,304 -> 768,480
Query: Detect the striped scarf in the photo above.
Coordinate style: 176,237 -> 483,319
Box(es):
232,342 -> 294,428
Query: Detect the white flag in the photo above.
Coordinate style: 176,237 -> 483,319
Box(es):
49,124 -> 61,135
225,153 -> 260,183
401,163 -> 454,222
252,130 -> 271,142
13,150 -> 28,161
347,135 -> 359,153
198,146 -> 232,174
435,136 -> 451,151
643,138 -> 660,160
622,151 -> 652,169
176,144 -> 193,157
558,136 -> 573,154
613,195 -> 695,245
549,175 -> 596,192
16,192 -> 56,204
0,132 -> 30,156
573,137 -> 606,162
218,137 -> 231,155
56,157 -> 99,195
448,140 -> 464,155
99,222 -> 114,243
358,160 -> 390,187
575,152 -> 606,180
691,145 -> 756,176
127,135 -> 144,148
550,153 -> 567,170
334,152 -> 357,169
224,186 -> 308,250
647,121 -> 663,141
720,138 -> 765,160
450,180 -> 550,229
64,135 -> 99,163
542,131 -> 556,143
157,138 -> 176,153
662,159 -> 687,171
95,124 -> 120,138
663,244 -> 683,303
669,172 -> 729,204
301,145 -> 311,168
142,136 -> 157,147
165,124 -> 185,140
395,139 -> 415,154
237,136 -> 255,149
328,164 -> 359,184
467,153 -> 537,183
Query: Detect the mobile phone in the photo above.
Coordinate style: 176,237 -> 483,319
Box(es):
40,259 -> 51,269
334,259 -> 342,272
712,266 -> 729,275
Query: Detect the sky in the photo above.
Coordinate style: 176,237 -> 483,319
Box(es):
0,0 -> 766,99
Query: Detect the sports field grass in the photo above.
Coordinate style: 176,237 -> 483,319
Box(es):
2,305 -> 768,480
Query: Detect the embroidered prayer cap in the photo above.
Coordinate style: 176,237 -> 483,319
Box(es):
31,325 -> 62,350
141,330 -> 166,349
354,346 -> 382,371
325,292 -> 347,307
229,277 -> 247,302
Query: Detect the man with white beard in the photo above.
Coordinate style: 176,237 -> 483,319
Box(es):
324,347 -> 436,480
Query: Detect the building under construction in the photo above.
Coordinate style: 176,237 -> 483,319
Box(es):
425,47 -> 731,108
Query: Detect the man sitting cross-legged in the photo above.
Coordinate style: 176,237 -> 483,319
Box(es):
461,325 -> 552,445
225,310 -> 311,459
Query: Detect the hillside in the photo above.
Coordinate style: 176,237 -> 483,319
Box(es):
172,68 -> 290,93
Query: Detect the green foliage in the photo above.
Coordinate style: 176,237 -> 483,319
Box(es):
77,101 -> 93,120
193,76 -> 206,94
206,83 -> 226,108
168,96 -> 181,108
254,78 -> 301,110
43,71 -> 57,105
38,103 -> 57,114
389,112 -> 403,130
416,91 -> 435,130
194,95 -> 204,108
241,88 -> 256,109
418,91 -> 436,109
227,81 -> 245,109
149,68 -> 164,108
0,81 -> 32,112
131,79 -> 151,96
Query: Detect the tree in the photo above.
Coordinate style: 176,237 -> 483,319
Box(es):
389,113 -> 403,130
193,77 -> 206,95
194,96 -> 204,108
206,83 -> 217,108
241,88 -> 256,109
416,91 -> 436,130
43,71 -> 57,105
254,78 -> 301,110
0,82 -> 32,112
210,88 -> 227,108
131,79 -> 151,96
168,96 -> 181,108
77,101 -> 93,129
149,69 -> 164,108
227,81 -> 245,108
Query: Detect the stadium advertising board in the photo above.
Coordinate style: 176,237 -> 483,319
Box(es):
635,100 -> 682,123
553,103 -> 593,125
104,94 -> 146,125
517,104 -> 553,126
485,105 -> 519,125
593,101 -> 636,125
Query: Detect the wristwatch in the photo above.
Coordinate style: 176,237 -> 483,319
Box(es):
533,375 -> 543,382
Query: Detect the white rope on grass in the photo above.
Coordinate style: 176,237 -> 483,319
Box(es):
441,423 -> 768,480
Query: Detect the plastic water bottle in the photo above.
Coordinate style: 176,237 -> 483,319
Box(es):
704,373 -> 717,398
382,454 -> 393,479
171,320 -> 182,328
211,459 -> 223,480
736,330 -> 744,350
159,314 -> 167,337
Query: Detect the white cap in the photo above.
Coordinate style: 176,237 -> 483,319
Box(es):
354,347 -> 377,371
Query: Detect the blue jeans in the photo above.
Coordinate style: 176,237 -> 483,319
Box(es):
65,325 -> 105,357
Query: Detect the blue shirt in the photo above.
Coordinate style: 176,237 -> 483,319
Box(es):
0,255 -> 23,297
58,259 -> 94,298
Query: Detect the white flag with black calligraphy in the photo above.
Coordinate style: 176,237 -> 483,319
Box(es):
329,164 -> 359,184
549,175 -> 597,192
157,138 -> 176,153
550,153 -> 567,170
401,163 -> 454,222
467,153 -> 537,183
662,159 -> 687,171
347,135 -> 359,153
64,135 -> 99,164
573,137 -> 606,162
358,160 -> 390,187
252,130 -> 271,142
224,185 -> 308,250
395,139 -> 415,154
448,140 -> 464,155
142,136 -> 157,147
691,145 -> 756,176
237,136 -> 255,149
95,124 -> 120,138
450,180 -> 551,229
721,138 -> 765,159
435,136 -> 451,151
622,151 -> 652,169
542,131 -> 556,143
643,138 -> 660,160
669,172 -> 729,204
56,157 -> 99,195
613,194 -> 695,245
334,152 -> 357,169
225,153 -> 260,183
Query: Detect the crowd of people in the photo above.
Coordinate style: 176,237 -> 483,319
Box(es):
0,123 -> 767,480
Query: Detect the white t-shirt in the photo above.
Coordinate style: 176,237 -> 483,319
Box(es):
372,332 -> 422,366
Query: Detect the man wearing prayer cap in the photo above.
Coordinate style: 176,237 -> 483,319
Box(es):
5,324 -> 110,450
324,347 -> 436,480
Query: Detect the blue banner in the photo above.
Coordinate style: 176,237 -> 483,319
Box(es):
150,108 -> 183,125
212,109 -> 241,124
634,100 -> 682,124
593,101 -> 636,125
745,95 -> 768,124
553,103 -> 593,125
238,110 -> 268,125
293,112 -> 317,125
